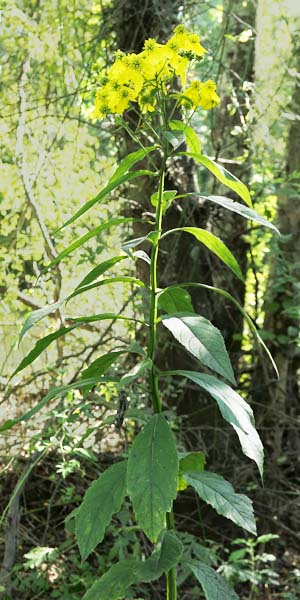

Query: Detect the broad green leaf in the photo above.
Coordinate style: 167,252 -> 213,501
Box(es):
138,530 -> 183,582
67,276 -> 146,301
178,451 -> 206,491
161,313 -> 236,385
127,414 -> 178,542
166,371 -> 263,477
59,146 -> 157,230
198,195 -> 279,234
181,152 -> 252,207
165,282 -> 278,378
75,256 -> 127,290
162,227 -> 244,282
75,461 -> 127,560
0,377 -> 116,433
11,325 -> 77,378
119,357 -> 152,386
184,471 -> 256,534
170,120 -> 201,154
43,218 -> 134,273
158,287 -> 194,314
151,190 -> 177,214
19,299 -> 65,342
83,530 -> 182,600
187,560 -> 239,600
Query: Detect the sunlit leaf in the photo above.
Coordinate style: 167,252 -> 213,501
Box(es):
170,120 -> 201,154
178,451 -> 206,491
59,146 -> 157,230
161,313 -> 236,384
181,152 -> 252,207
74,256 -> 127,289
162,227 -> 244,281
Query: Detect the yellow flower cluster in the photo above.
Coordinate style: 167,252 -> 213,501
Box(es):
94,25 -> 220,119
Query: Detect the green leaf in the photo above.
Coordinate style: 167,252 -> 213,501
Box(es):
138,530 -> 183,582
67,276 -> 146,301
81,351 -> 124,381
165,371 -> 263,477
198,195 -> 279,234
111,146 -> 157,181
0,377 -> 116,433
178,451 -> 206,491
69,313 -> 142,326
158,287 -> 194,314
162,129 -> 185,148
19,299 -> 65,342
164,282 -> 278,378
119,357 -> 152,386
43,218 -> 134,273
122,232 -> 155,255
83,530 -> 182,600
75,461 -> 127,560
170,120 -> 201,154
181,152 -> 252,207
161,313 -> 236,385
127,414 -> 178,542
11,325 -> 77,378
74,256 -> 127,289
59,146 -> 157,230
184,471 -> 256,534
151,190 -> 177,214
186,560 -> 239,599
162,227 -> 244,282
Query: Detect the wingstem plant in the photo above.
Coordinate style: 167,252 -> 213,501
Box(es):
9,24 -> 279,600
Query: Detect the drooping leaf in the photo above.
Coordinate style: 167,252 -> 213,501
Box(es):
166,371 -> 263,477
198,194 -> 279,234
75,461 -> 127,560
43,218 -> 134,273
19,299 -> 65,342
122,231 -> 156,256
186,560 -> 239,600
59,146 -> 157,230
119,357 -> 152,387
74,256 -> 127,290
161,313 -> 236,385
162,227 -> 244,281
170,120 -> 201,154
178,451 -> 206,491
67,276 -> 147,301
165,282 -> 278,378
158,287 -> 194,314
184,471 -> 256,534
127,414 -> 178,542
82,530 -> 182,600
181,152 -> 252,207
0,376 -> 117,433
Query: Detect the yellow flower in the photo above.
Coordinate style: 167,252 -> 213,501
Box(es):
109,53 -> 144,95
140,41 -> 171,82
182,79 -> 220,111
168,25 -> 207,59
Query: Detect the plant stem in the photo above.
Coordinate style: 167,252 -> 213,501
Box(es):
148,150 -> 177,600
